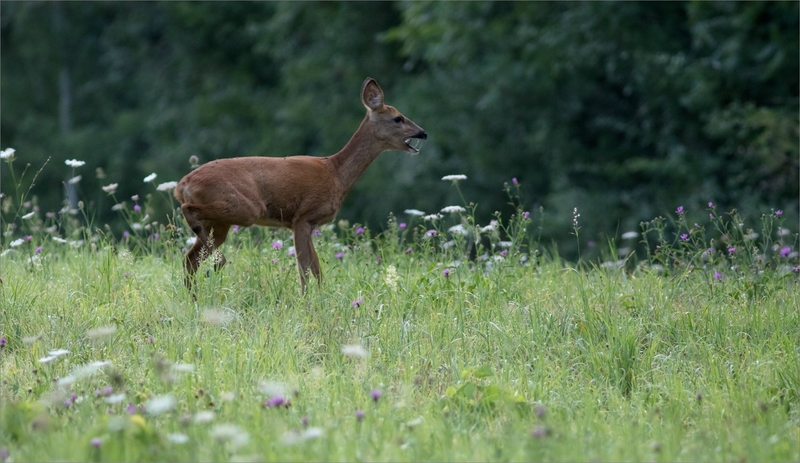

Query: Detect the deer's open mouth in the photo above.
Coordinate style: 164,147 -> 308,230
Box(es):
404,137 -> 424,154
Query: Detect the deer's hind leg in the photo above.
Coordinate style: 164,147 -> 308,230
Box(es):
181,204 -> 232,286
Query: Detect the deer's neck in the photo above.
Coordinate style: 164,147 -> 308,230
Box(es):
329,117 -> 384,195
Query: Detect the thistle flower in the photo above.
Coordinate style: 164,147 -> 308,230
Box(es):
399,222 -> 407,229
714,272 -> 723,280
90,437 -> 102,448
352,298 -> 363,308
708,202 -> 714,208
405,247 -> 413,254
355,227 -> 364,235
426,229 -> 437,237
65,159 -> 85,168
775,210 -> 783,217
355,409 -> 365,421
728,247 -> 736,255
780,246 -> 791,257
680,234 -> 689,241
442,269 -> 451,276
371,389 -> 382,403
143,173 -> 157,183
264,395 -> 289,408
133,205 -> 141,212
335,252 -> 344,259
271,241 -> 283,249
0,338 -> 6,348
676,206 -> 684,215
512,177 -> 518,185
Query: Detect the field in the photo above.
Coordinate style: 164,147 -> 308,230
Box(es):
1,163 -> 799,462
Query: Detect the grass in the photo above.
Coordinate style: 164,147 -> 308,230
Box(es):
0,156 -> 799,462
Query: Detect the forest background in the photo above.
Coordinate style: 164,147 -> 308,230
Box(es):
2,1 -> 798,260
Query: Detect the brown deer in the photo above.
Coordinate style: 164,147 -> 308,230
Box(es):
174,77 -> 426,291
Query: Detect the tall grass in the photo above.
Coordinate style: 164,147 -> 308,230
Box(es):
1,151 -> 798,462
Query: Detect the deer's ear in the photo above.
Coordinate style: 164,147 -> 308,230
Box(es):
361,77 -> 384,110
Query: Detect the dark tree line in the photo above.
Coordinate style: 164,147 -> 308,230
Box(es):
2,2 -> 797,258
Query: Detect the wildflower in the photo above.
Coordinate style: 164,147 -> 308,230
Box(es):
68,176 -> 82,185
0,338 -> 5,347
780,246 -> 791,257
102,386 -> 114,397
399,222 -> 407,229
232,225 -> 239,234
442,269 -> 451,276
21,211 -> 35,220
167,433 -> 190,444
9,238 -> 24,247
448,224 -> 468,235
714,272 -> 723,280
355,409 -> 365,421
133,204 -> 141,212
210,423 -> 250,449
441,205 -> 466,214
1,148 -> 15,160
90,437 -> 102,448
775,210 -> 783,217
708,202 -> 714,208
706,247 -> 713,255
404,209 -> 425,216
481,221 -> 498,232
535,404 -> 547,418
194,411 -> 216,423
498,241 -> 513,248
189,155 -> 200,167
499,250 -> 508,256
342,344 -> 369,359
371,389 -> 382,403
793,265 -> 800,273
355,227 -> 364,235
587,241 -> 595,248
156,181 -> 178,192
39,349 -> 70,363
676,206 -> 684,215
105,393 -> 126,404
282,427 -> 324,445
680,234 -> 689,241
65,159 -> 85,168
728,247 -> 736,255
621,231 -> 638,240
312,228 -> 322,236
145,394 -> 176,415
426,229 -> 437,237
523,211 -> 530,219
288,246 -> 296,256
272,258 -> 279,264
512,177 -> 518,185
352,298 -> 363,308
271,241 -> 283,250
423,214 -> 441,222
111,203 -> 125,211
143,173 -> 157,183
441,174 -> 467,182
265,395 -> 290,408
126,403 -> 136,414
335,252 -> 344,259
778,228 -> 790,236
405,247 -> 412,254
531,425 -> 548,439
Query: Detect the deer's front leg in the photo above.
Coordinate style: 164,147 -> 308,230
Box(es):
292,222 -> 315,293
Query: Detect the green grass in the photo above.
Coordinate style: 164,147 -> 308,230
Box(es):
0,161 -> 798,461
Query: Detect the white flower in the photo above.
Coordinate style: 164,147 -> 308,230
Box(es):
621,231 -> 639,240
10,238 -> 25,247
498,241 -> 513,248
68,175 -> 82,184
65,159 -> 85,168
156,181 -> 178,192
143,173 -> 157,183
167,433 -> 190,444
39,348 -> 71,363
52,237 -> 68,243
1,148 -> 15,160
404,209 -> 425,216
105,393 -> 126,404
441,174 -> 467,182
186,236 -> 197,246
210,424 -> 250,449
145,394 -> 176,415
111,203 -> 125,211
341,344 -> 369,359
481,220 -> 499,233
448,224 -> 469,235
441,205 -> 466,214
193,411 -> 216,424
22,212 -> 35,220
102,183 -> 118,194
423,214 -> 441,221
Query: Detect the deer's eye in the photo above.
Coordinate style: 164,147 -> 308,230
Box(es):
393,116 -> 404,123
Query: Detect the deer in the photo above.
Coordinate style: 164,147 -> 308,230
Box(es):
174,77 -> 427,292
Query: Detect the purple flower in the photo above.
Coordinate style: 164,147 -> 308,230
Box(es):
426,229 -> 437,237
133,204 -> 141,212
71,393 -> 78,401
0,447 -> 8,462
707,248 -> 713,255
780,246 -> 791,257
523,211 -> 530,219
728,246 -> 736,255
376,257 -> 382,264
288,247 -> 296,256
709,213 -> 713,219
90,438 -> 102,448
34,246 -> 43,255
102,386 -> 113,397
499,250 -> 508,256
265,395 -> 289,408
355,227 -> 364,235
775,210 -> 783,217
680,234 -> 689,241
64,399 -> 72,407
271,241 -> 283,250
512,177 -> 518,185
232,225 -> 239,234
352,298 -> 363,308
442,269 -> 451,276
148,336 -> 153,344
405,247 -> 412,254
708,202 -> 714,208
676,206 -> 684,215
534,404 -> 547,418
313,229 -> 322,236
0,338 -> 6,348
371,389 -> 382,403
531,425 -> 547,439
149,233 -> 159,240
793,265 -> 800,273
272,258 -> 279,264
714,272 -> 723,280
126,403 -> 136,414
335,252 -> 344,260
24,235 -> 32,242
123,231 -> 130,239
355,409 -> 365,421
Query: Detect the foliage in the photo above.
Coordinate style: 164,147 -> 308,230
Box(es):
1,2 -> 797,260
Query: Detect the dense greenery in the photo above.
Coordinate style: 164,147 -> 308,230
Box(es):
1,2 -> 797,259
1,158 -> 799,461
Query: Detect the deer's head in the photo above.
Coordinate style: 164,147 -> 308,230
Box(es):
361,77 -> 427,154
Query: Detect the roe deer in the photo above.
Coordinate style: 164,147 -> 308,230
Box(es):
174,77 -> 426,291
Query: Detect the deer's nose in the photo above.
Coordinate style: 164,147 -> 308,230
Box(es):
415,131 -> 427,140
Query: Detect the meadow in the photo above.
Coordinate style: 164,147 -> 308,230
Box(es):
1,153 -> 798,462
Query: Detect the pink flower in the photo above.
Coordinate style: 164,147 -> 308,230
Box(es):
399,223 -> 407,229
676,206 -> 684,215
352,298 -> 363,308
780,246 -> 791,257
271,241 -> 283,249
335,252 -> 344,259
442,269 -> 450,276
355,227 -> 364,235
